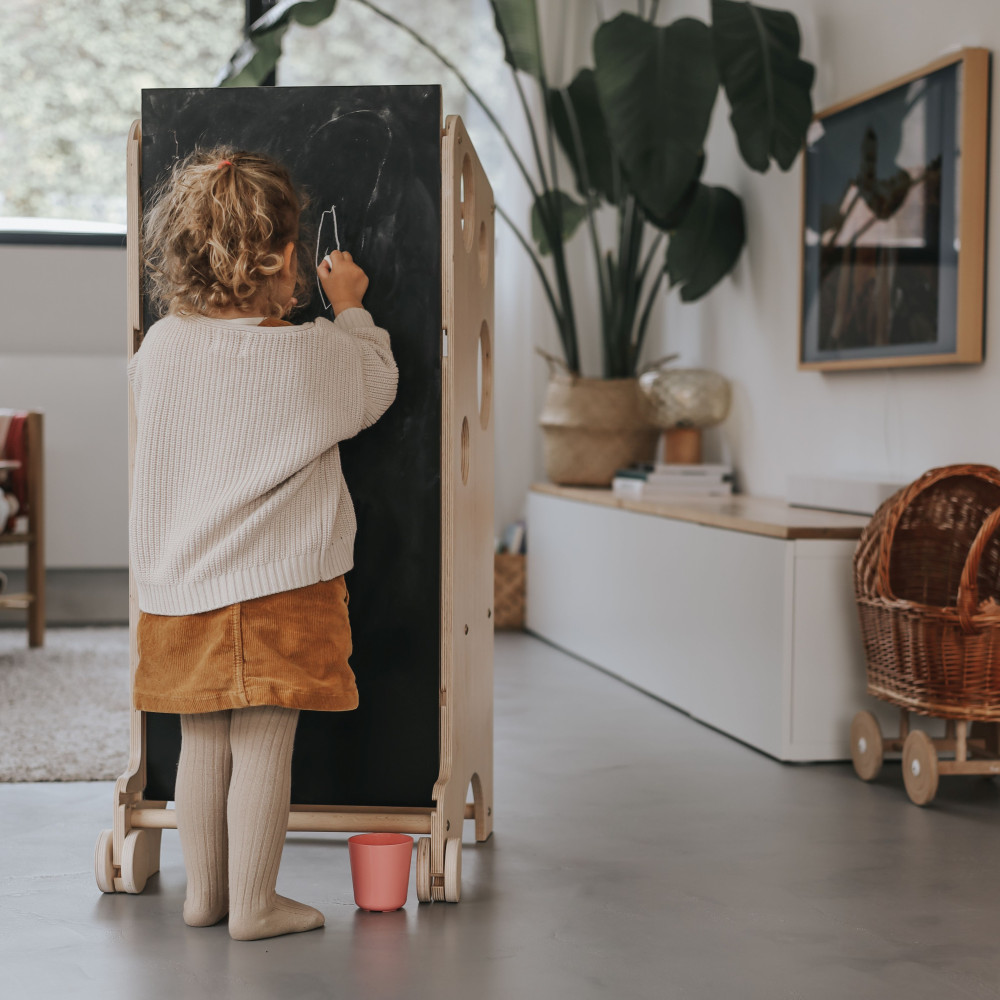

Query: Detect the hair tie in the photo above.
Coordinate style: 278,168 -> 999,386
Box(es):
217,159 -> 233,169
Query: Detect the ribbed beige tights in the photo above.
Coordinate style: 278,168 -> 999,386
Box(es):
175,705 -> 325,940
176,710 -> 231,927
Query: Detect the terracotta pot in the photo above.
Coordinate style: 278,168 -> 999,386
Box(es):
539,371 -> 659,486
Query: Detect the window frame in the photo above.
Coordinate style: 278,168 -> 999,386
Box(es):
0,229 -> 126,248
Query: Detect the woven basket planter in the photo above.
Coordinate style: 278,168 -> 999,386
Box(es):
539,371 -> 659,486
494,553 -> 525,630
853,464 -> 1000,720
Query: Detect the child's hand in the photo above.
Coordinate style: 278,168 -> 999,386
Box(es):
318,250 -> 369,315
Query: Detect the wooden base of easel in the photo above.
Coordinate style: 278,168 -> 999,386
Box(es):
97,113 -> 495,905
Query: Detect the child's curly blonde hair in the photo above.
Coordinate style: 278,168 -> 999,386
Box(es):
143,146 -> 312,319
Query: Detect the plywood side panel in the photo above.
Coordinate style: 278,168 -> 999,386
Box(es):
434,115 -> 495,871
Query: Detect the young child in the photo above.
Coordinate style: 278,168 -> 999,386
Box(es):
127,147 -> 398,940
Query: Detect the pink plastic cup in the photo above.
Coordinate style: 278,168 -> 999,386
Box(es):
348,833 -> 414,911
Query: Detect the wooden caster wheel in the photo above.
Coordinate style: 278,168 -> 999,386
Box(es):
119,829 -> 161,894
415,836 -> 431,903
902,730 -> 939,806
850,711 -> 884,781
94,829 -> 115,893
443,836 -> 461,903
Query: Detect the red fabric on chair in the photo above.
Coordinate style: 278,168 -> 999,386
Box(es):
0,410 -> 29,533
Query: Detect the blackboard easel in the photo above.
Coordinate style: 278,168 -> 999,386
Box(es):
95,98 -> 494,905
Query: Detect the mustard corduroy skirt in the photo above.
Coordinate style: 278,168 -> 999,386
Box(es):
133,575 -> 357,715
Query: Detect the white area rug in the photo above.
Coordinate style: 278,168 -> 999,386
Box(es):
0,627 -> 131,782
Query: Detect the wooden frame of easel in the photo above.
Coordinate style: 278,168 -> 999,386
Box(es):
95,112 -> 495,904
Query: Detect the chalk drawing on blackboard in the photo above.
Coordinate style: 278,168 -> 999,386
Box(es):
308,108 -> 396,312
315,204 -> 342,312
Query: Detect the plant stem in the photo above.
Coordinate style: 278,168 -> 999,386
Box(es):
633,264 -> 667,366
547,229 -> 580,372
610,193 -> 638,376
603,250 -> 617,377
637,230 -> 665,287
510,68 -> 553,198
558,88 -> 609,331
622,204 -> 646,373
508,73 -> 579,370
520,40 -> 579,373
352,0 -> 579,370
353,0 -> 541,203
495,202 -> 567,348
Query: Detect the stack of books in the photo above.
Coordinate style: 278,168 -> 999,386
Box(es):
495,519 -> 526,555
612,462 -> 734,501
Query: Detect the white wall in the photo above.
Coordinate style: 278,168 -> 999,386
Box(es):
0,245 -> 128,569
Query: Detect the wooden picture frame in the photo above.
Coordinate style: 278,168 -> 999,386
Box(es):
799,48 -> 990,372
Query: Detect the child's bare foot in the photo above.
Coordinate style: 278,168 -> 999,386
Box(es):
228,895 -> 325,941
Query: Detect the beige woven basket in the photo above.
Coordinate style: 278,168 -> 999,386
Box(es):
538,369 -> 658,486
494,553 -> 525,630
853,464 -> 1000,720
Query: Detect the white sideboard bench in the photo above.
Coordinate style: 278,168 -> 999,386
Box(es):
525,484 -> 895,761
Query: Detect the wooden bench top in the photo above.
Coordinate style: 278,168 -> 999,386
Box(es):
530,483 -> 870,540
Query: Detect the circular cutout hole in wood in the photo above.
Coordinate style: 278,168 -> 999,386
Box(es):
478,219 -> 489,285
460,153 -> 475,252
477,319 -> 492,431
461,416 -> 470,484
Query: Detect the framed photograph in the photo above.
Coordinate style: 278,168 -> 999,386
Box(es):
800,49 -> 990,371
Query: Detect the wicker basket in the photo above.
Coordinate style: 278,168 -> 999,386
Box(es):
537,351 -> 659,486
853,464 -> 1000,720
494,553 -> 525,630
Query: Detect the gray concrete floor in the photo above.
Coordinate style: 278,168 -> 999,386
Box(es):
3,632 -> 1000,1000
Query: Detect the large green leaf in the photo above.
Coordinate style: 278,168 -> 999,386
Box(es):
548,69 -> 616,204
665,184 -> 745,301
593,14 -> 719,227
217,0 -> 339,87
489,0 -> 544,81
251,0 -> 339,31
531,190 -> 588,255
711,0 -> 815,171
218,26 -> 290,87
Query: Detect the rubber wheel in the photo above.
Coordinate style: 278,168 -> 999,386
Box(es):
850,711 -> 884,781
415,837 -> 431,903
902,730 -> 939,806
443,837 -> 461,903
94,829 -> 115,893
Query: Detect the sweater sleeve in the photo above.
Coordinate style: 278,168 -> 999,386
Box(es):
126,351 -> 141,396
329,307 -> 399,434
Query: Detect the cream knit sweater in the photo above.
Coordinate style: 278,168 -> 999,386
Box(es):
127,307 -> 398,615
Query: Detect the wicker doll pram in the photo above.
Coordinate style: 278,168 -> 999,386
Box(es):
850,464 -> 1000,804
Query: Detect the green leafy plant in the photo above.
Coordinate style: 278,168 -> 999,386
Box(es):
219,0 -> 815,377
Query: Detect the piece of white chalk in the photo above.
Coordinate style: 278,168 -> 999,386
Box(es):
323,254 -> 332,269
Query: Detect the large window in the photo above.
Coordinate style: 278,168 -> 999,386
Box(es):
2,0 -> 243,230
2,0 -> 507,236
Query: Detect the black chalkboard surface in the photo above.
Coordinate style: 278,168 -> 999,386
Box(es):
139,86 -> 443,808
